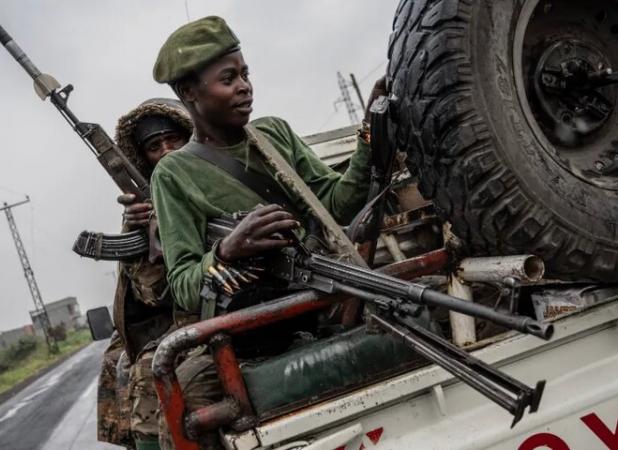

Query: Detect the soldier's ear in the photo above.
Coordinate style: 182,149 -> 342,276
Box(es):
174,79 -> 196,104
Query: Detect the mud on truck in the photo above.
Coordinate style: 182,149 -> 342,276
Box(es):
3,0 -> 618,449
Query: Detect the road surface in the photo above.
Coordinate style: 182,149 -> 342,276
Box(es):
0,340 -> 123,450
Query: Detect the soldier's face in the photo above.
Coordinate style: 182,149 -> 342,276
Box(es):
191,51 -> 253,128
142,131 -> 188,167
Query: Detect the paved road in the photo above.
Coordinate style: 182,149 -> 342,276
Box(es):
0,340 -> 123,450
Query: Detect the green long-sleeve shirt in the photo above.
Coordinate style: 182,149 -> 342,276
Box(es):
151,116 -> 371,313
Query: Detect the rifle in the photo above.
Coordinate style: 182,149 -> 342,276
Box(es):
0,24 -> 164,260
70,100 -> 394,262
0,25 -> 149,202
70,97 -> 396,262
0,24 -> 176,261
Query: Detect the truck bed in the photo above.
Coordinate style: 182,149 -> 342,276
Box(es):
223,299 -> 618,449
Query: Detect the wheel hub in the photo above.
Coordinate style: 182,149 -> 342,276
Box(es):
534,39 -> 617,147
514,0 -> 618,189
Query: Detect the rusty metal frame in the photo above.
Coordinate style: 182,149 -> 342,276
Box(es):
152,249 -> 449,450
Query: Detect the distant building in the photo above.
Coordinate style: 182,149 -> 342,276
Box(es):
30,296 -> 82,334
0,325 -> 35,350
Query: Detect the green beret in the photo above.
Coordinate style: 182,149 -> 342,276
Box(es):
153,16 -> 240,84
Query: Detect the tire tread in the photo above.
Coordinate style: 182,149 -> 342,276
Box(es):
387,0 -> 618,280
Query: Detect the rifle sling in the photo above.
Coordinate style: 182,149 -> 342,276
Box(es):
183,140 -> 294,212
244,125 -> 367,268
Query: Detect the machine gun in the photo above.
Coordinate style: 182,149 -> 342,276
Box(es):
197,240 -> 552,427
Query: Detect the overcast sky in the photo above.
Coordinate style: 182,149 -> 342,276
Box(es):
0,0 -> 398,331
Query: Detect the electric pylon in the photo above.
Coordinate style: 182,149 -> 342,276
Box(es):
1,197 -> 58,353
335,71 -> 364,125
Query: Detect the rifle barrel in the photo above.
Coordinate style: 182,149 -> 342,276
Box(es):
0,25 -> 42,80
307,253 -> 554,340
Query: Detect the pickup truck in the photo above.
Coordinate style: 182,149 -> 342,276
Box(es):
153,125 -> 618,450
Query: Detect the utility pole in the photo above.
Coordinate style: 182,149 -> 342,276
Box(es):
349,73 -> 366,111
1,197 -> 58,353
335,71 -> 365,125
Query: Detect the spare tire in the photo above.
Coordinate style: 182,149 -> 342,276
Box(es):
387,0 -> 618,281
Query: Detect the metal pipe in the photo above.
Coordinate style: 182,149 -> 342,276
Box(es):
373,233 -> 438,266
448,275 -> 476,346
209,333 -> 255,428
378,248 -> 449,280
380,233 -> 407,262
185,398 -> 241,439
153,290 -> 340,450
457,255 -> 545,283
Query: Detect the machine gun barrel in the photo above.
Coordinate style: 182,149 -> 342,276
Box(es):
302,253 -> 554,340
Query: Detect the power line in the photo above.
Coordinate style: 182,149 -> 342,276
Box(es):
0,185 -> 27,198
184,0 -> 191,22
317,110 -> 340,132
349,73 -> 366,111
358,60 -> 388,85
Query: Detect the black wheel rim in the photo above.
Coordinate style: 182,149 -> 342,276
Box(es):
514,0 -> 618,190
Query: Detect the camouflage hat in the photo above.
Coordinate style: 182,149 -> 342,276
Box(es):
153,16 -> 240,84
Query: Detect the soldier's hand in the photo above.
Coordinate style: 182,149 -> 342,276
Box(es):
216,204 -> 300,262
117,193 -> 153,229
364,76 -> 387,122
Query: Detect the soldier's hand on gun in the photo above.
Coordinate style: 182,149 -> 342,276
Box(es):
216,204 -> 300,262
117,193 -> 153,229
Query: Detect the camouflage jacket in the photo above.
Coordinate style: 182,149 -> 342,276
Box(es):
112,255 -> 173,362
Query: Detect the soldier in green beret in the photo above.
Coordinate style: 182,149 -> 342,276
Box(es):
151,16 -> 386,449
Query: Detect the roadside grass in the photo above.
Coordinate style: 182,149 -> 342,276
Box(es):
0,329 -> 92,395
